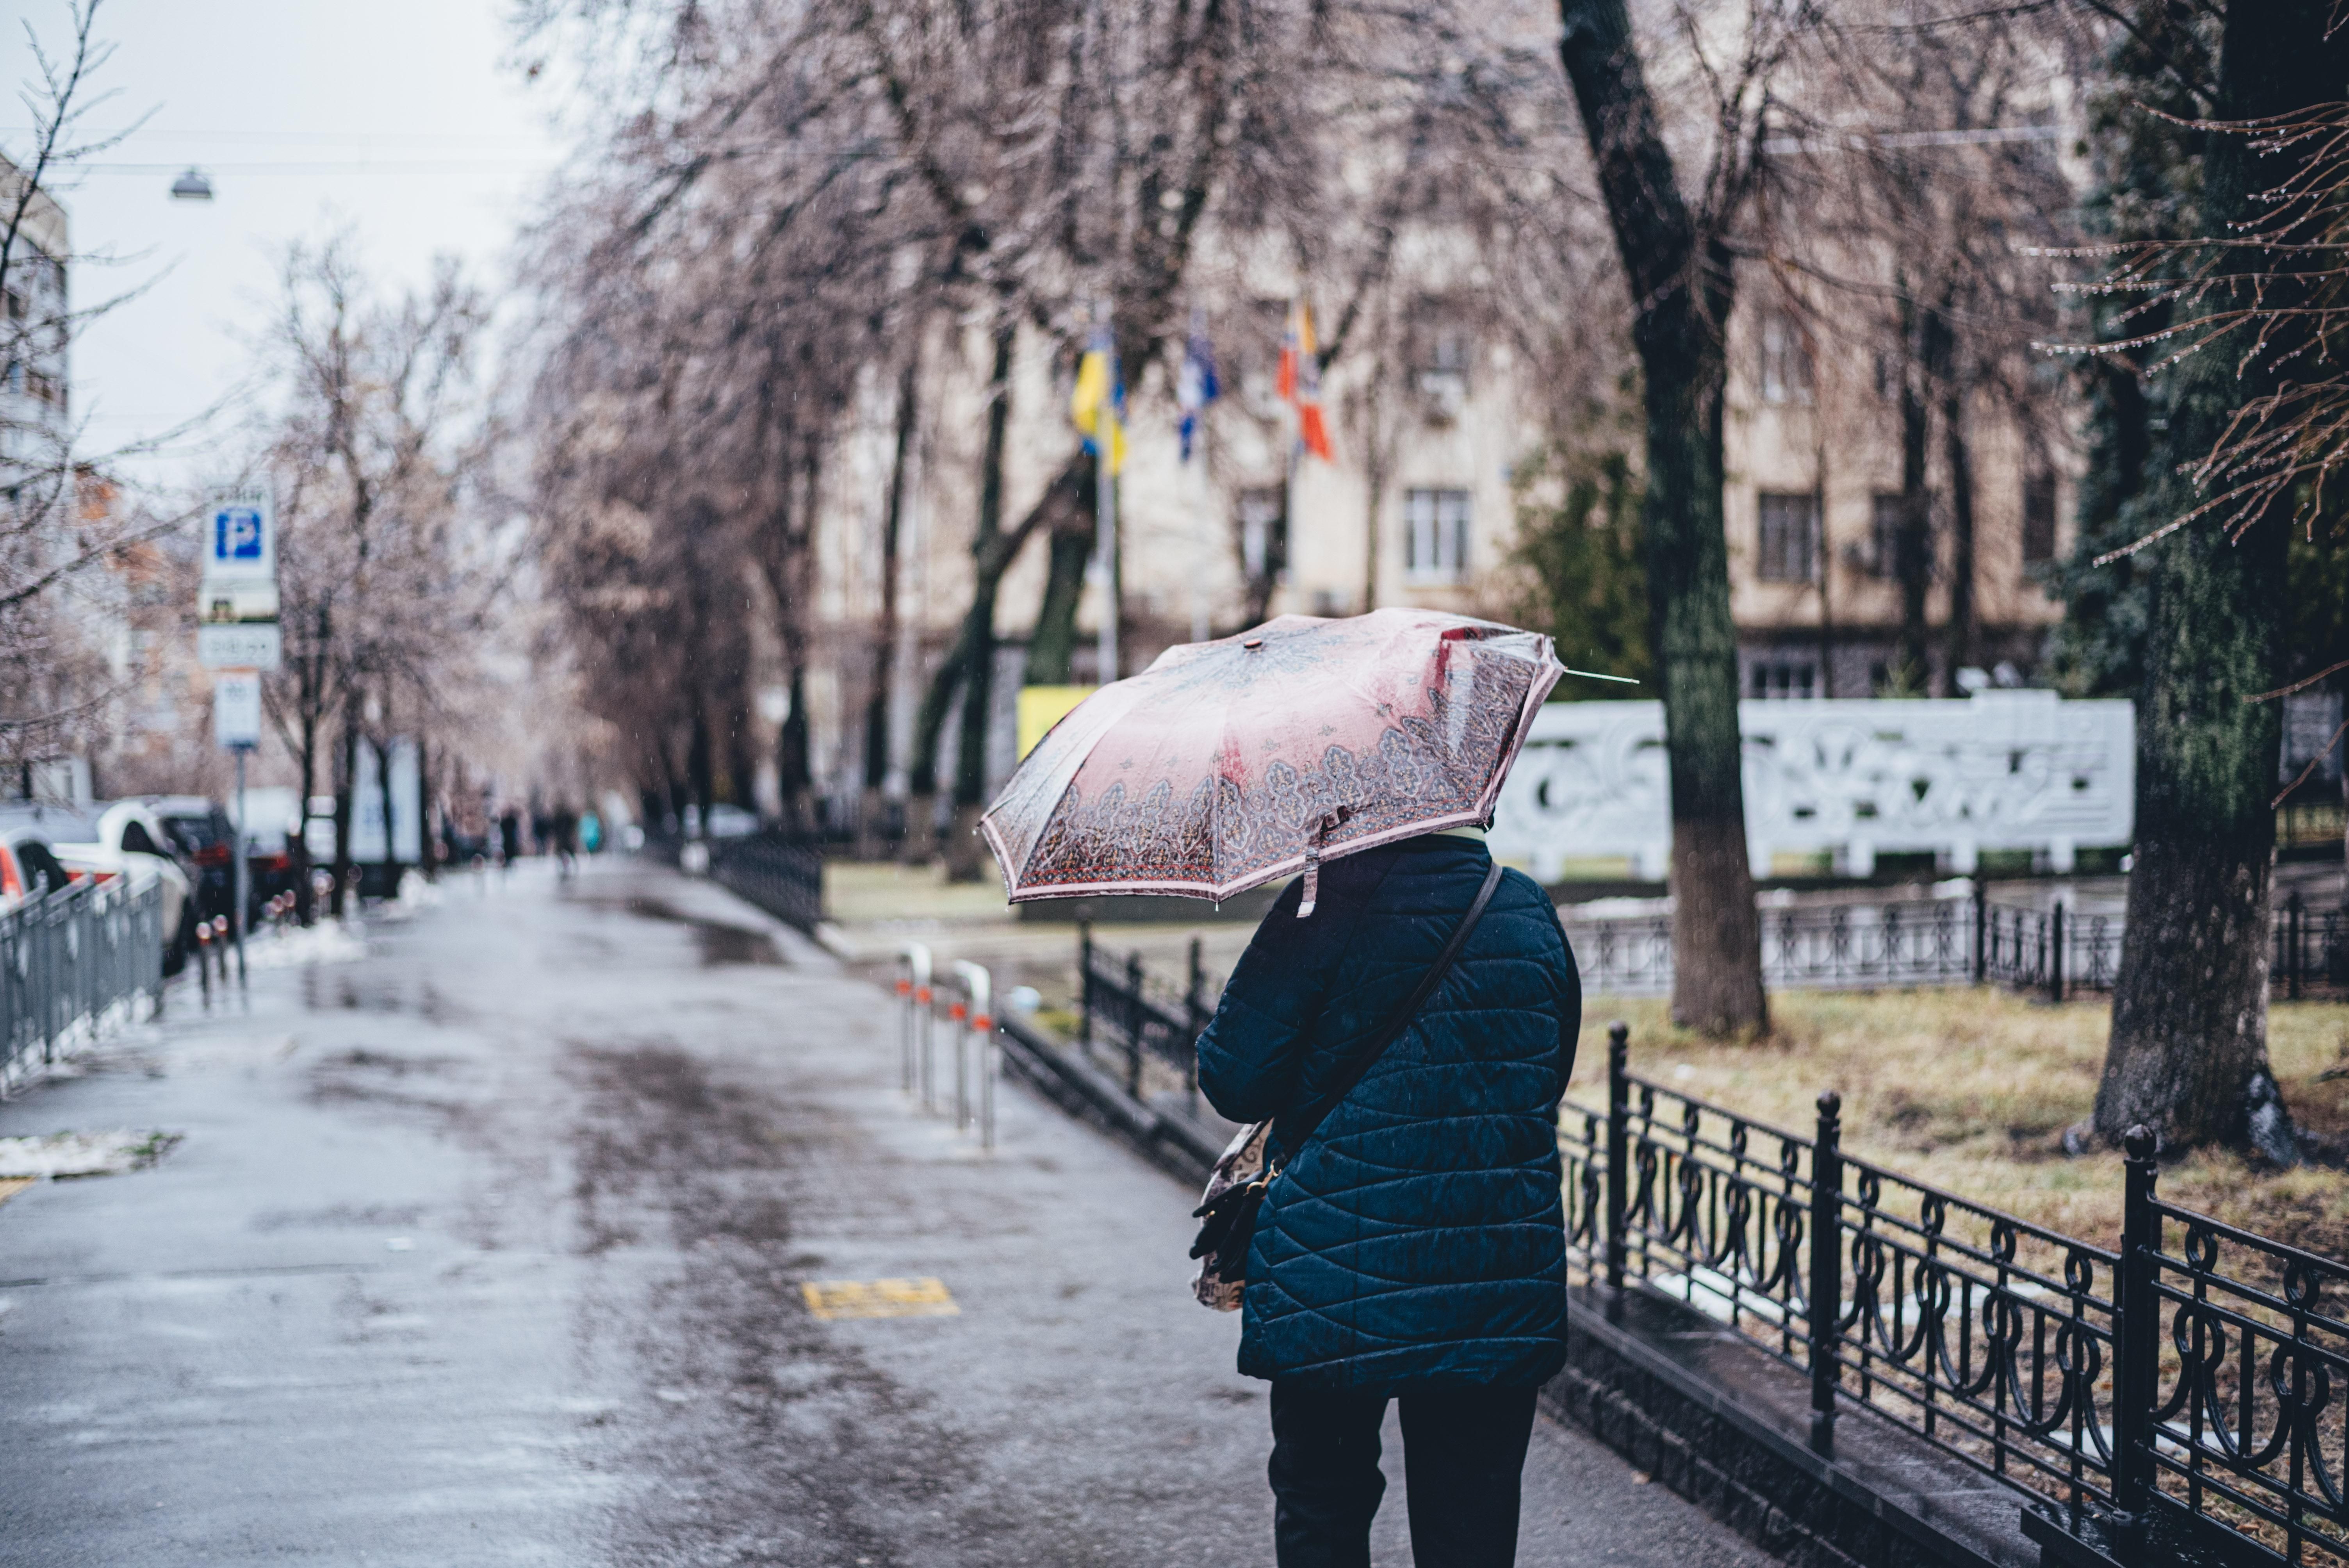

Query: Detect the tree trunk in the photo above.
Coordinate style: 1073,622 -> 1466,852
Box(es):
861,354 -> 919,858
946,319 -> 1018,882
1024,496 -> 1094,687
908,458 -> 1081,858
293,706 -> 318,924
1940,375 -> 1977,693
1894,297 -> 1938,690
1559,0 -> 1766,1036
2090,0 -> 2345,1159
687,700 -> 715,829
375,733 -> 399,892
330,696 -> 358,917
779,663 -> 811,829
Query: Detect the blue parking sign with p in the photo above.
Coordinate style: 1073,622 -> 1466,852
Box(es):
215,505 -> 264,563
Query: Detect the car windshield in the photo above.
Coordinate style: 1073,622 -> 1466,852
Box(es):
160,814 -> 224,853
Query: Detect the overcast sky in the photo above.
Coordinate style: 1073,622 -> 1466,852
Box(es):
3,0 -> 570,481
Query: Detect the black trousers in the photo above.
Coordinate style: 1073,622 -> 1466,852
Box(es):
1267,1381 -> 1539,1568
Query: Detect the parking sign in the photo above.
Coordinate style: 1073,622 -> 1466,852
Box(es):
200,485 -> 281,670
204,485 -> 276,581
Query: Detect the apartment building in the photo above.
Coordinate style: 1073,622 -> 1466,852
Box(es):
780,266 -> 2071,820
2,155 -> 71,460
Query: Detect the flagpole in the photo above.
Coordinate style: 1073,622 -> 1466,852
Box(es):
1191,417 -> 1211,645
1095,307 -> 1119,684
1285,309 -> 1299,613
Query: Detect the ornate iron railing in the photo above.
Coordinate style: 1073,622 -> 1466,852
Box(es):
1979,899 -> 2123,996
1569,891 -> 2145,1000
1076,926 -> 1217,1109
1561,1025 -> 2121,1517
2276,893 -> 2349,1000
1566,1025 -> 2349,1566
2119,1131 -> 2349,1566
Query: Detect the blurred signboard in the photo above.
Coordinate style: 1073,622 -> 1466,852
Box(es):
198,484 -> 281,671
212,671 -> 262,750
1489,692 -> 2136,882
1016,685 -> 1095,759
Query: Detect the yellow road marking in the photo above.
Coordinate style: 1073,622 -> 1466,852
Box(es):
800,1277 -> 959,1321
0,1177 -> 36,1208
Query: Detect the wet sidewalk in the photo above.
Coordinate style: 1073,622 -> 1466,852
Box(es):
0,859 -> 1769,1566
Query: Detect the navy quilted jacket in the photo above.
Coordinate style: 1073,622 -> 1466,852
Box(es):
1195,834 -> 1579,1392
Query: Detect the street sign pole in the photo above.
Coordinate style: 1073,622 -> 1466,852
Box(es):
200,486 -> 277,987
233,743 -> 251,987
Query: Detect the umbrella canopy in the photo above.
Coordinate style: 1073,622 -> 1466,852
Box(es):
979,608 -> 1564,904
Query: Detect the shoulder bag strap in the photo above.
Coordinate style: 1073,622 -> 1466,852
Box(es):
1274,858 -> 1506,1159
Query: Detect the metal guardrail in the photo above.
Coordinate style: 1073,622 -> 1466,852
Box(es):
705,829 -> 824,931
1563,1024 -> 2347,1568
1,880 -> 166,1088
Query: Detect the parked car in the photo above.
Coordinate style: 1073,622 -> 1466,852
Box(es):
0,820 -> 75,913
148,795 -> 237,924
41,800 -> 197,972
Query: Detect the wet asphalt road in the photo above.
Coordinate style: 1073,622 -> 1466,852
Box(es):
0,860 -> 1770,1567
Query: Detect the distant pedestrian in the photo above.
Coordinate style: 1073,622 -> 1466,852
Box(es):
1194,825 -> 1579,1568
551,803 -> 579,881
498,808 -> 521,871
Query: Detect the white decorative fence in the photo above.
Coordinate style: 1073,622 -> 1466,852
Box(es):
1488,693 -> 2135,882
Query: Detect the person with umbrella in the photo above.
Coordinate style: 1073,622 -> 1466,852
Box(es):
982,609 -> 1582,1568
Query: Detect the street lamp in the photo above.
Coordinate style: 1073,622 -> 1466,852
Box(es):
169,167 -> 214,201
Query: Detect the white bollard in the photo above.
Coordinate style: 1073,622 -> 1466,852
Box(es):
897,942 -> 932,1100
951,959 -> 994,1150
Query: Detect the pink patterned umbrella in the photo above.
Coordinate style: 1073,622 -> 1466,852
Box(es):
979,608 -> 1564,906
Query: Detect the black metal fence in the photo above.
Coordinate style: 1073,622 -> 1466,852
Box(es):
1,880 -> 166,1087
704,830 -> 825,932
1565,1024 -> 2348,1567
1075,925 -> 1216,1109
2276,892 -> 2349,999
1569,893 -> 2123,999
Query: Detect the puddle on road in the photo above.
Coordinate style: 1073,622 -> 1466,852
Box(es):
301,968 -> 462,1021
620,898 -> 784,968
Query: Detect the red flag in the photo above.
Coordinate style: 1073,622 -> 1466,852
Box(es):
1282,300 -> 1334,462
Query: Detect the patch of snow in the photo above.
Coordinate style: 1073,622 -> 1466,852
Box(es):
0,1130 -> 182,1179
245,922 -> 367,970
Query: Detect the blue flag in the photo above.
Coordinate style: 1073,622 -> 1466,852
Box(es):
1176,326 -> 1219,462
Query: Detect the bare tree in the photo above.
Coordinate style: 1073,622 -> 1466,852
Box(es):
257,239 -> 499,913
1,0 -> 193,786
1556,0 -> 1808,1036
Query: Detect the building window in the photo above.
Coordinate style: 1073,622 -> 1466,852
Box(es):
2021,474 -> 2058,563
1410,300 -> 1472,421
1758,312 -> 1813,405
1239,488 -> 1287,584
1756,492 -> 1819,583
1869,493 -> 1902,578
1403,488 -> 1471,584
1751,660 -> 1818,700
